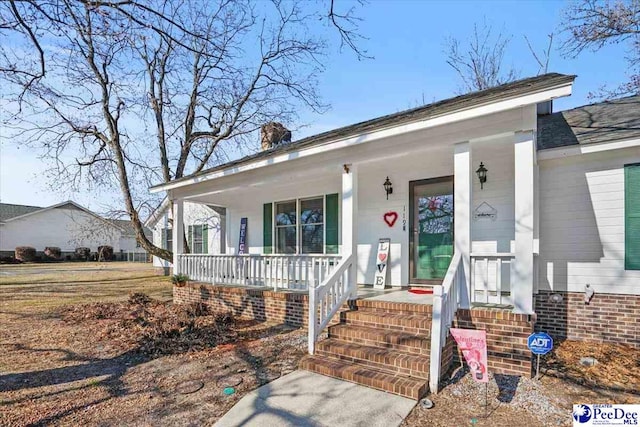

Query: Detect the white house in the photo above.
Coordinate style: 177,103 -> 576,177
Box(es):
150,74 -> 640,398
145,198 -> 225,269
0,201 -> 150,259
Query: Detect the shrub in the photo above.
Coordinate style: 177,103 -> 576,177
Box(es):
0,256 -> 20,264
97,245 -> 114,261
15,246 -> 36,262
171,273 -> 189,286
44,246 -> 62,260
75,247 -> 91,261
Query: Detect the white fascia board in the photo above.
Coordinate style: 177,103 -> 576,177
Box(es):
538,137 -> 640,161
151,83 -> 573,193
144,197 -> 170,228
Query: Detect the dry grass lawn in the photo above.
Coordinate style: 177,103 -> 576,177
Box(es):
0,262 -> 306,427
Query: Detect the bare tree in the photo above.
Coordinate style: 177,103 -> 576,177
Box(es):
0,0 -> 367,262
525,33 -> 554,75
560,0 -> 640,98
444,20 -> 519,93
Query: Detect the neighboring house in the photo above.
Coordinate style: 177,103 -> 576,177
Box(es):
149,73 -> 640,398
0,201 -> 151,258
145,198 -> 225,269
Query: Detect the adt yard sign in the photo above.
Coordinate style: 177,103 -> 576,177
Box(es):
528,332 -> 553,355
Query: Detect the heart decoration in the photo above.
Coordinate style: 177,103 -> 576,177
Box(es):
384,211 -> 398,227
378,253 -> 387,262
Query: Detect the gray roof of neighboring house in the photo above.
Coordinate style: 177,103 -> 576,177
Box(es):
0,202 -> 151,237
537,95 -> 640,150
154,73 -> 576,189
107,219 -> 152,238
0,203 -> 43,222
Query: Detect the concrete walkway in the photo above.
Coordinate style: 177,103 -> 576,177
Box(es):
215,370 -> 417,427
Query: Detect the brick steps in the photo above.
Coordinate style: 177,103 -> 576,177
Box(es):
316,338 -> 429,379
329,323 -> 431,355
299,355 -> 429,400
340,310 -> 432,335
300,299 -> 434,401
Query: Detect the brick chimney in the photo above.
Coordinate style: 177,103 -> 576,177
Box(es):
260,122 -> 292,150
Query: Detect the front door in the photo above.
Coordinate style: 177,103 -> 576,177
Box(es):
409,177 -> 454,284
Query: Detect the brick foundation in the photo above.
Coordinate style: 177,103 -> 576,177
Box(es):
535,291 -> 640,348
173,283 -> 308,327
449,308 -> 535,377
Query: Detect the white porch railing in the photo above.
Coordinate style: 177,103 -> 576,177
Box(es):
429,251 -> 463,394
178,254 -> 341,291
470,252 -> 515,306
308,253 -> 355,354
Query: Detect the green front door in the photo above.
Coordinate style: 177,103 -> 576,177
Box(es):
410,178 -> 454,283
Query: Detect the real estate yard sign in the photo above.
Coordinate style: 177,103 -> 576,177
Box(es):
450,328 -> 489,383
373,238 -> 391,290
238,217 -> 248,255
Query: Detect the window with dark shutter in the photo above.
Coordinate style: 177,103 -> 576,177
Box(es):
625,163 -> 640,270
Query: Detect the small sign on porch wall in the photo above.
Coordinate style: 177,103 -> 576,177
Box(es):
473,202 -> 497,221
238,217 -> 248,254
373,238 -> 391,290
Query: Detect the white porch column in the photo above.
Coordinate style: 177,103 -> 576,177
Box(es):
172,199 -> 185,274
454,142 -> 472,308
342,163 -> 358,299
513,130 -> 535,314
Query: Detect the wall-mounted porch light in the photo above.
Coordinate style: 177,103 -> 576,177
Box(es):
476,162 -> 488,190
383,176 -> 393,200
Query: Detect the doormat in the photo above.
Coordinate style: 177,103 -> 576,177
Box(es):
408,288 -> 433,295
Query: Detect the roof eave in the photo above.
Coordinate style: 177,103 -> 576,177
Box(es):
151,76 -> 575,194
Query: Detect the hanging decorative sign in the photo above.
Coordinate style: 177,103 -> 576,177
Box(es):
450,328 -> 489,383
238,217 -> 248,254
473,202 -> 497,221
373,238 -> 391,290
383,211 -> 398,227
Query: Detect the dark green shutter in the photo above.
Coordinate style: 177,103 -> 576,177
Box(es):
161,228 -> 167,249
203,225 -> 209,254
263,203 -> 273,254
625,164 -> 640,270
188,225 -> 193,252
325,193 -> 339,254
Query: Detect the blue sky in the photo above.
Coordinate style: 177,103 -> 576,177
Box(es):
0,0 -> 630,211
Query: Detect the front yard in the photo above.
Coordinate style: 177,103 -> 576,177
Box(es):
0,263 -> 306,426
0,262 -> 638,426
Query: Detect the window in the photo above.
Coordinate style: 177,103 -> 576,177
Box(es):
188,224 -> 208,254
276,201 -> 297,254
273,197 -> 325,254
265,193 -> 337,255
162,228 -> 172,250
300,198 -> 324,254
625,163 -> 640,270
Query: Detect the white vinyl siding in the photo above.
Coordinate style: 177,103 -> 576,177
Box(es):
539,147 -> 640,295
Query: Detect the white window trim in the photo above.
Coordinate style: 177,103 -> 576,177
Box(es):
274,195 -> 326,255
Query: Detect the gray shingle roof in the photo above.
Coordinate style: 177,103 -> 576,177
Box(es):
0,202 -> 151,237
0,203 -> 43,222
107,219 -> 152,238
154,72 -> 576,190
537,95 -> 640,150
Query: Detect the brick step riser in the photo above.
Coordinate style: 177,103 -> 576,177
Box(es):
341,316 -> 432,336
315,348 -> 429,379
351,305 -> 433,316
300,358 -> 428,400
328,330 -> 431,355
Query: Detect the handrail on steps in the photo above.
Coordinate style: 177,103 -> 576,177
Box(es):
429,251 -> 463,394
308,253 -> 355,355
